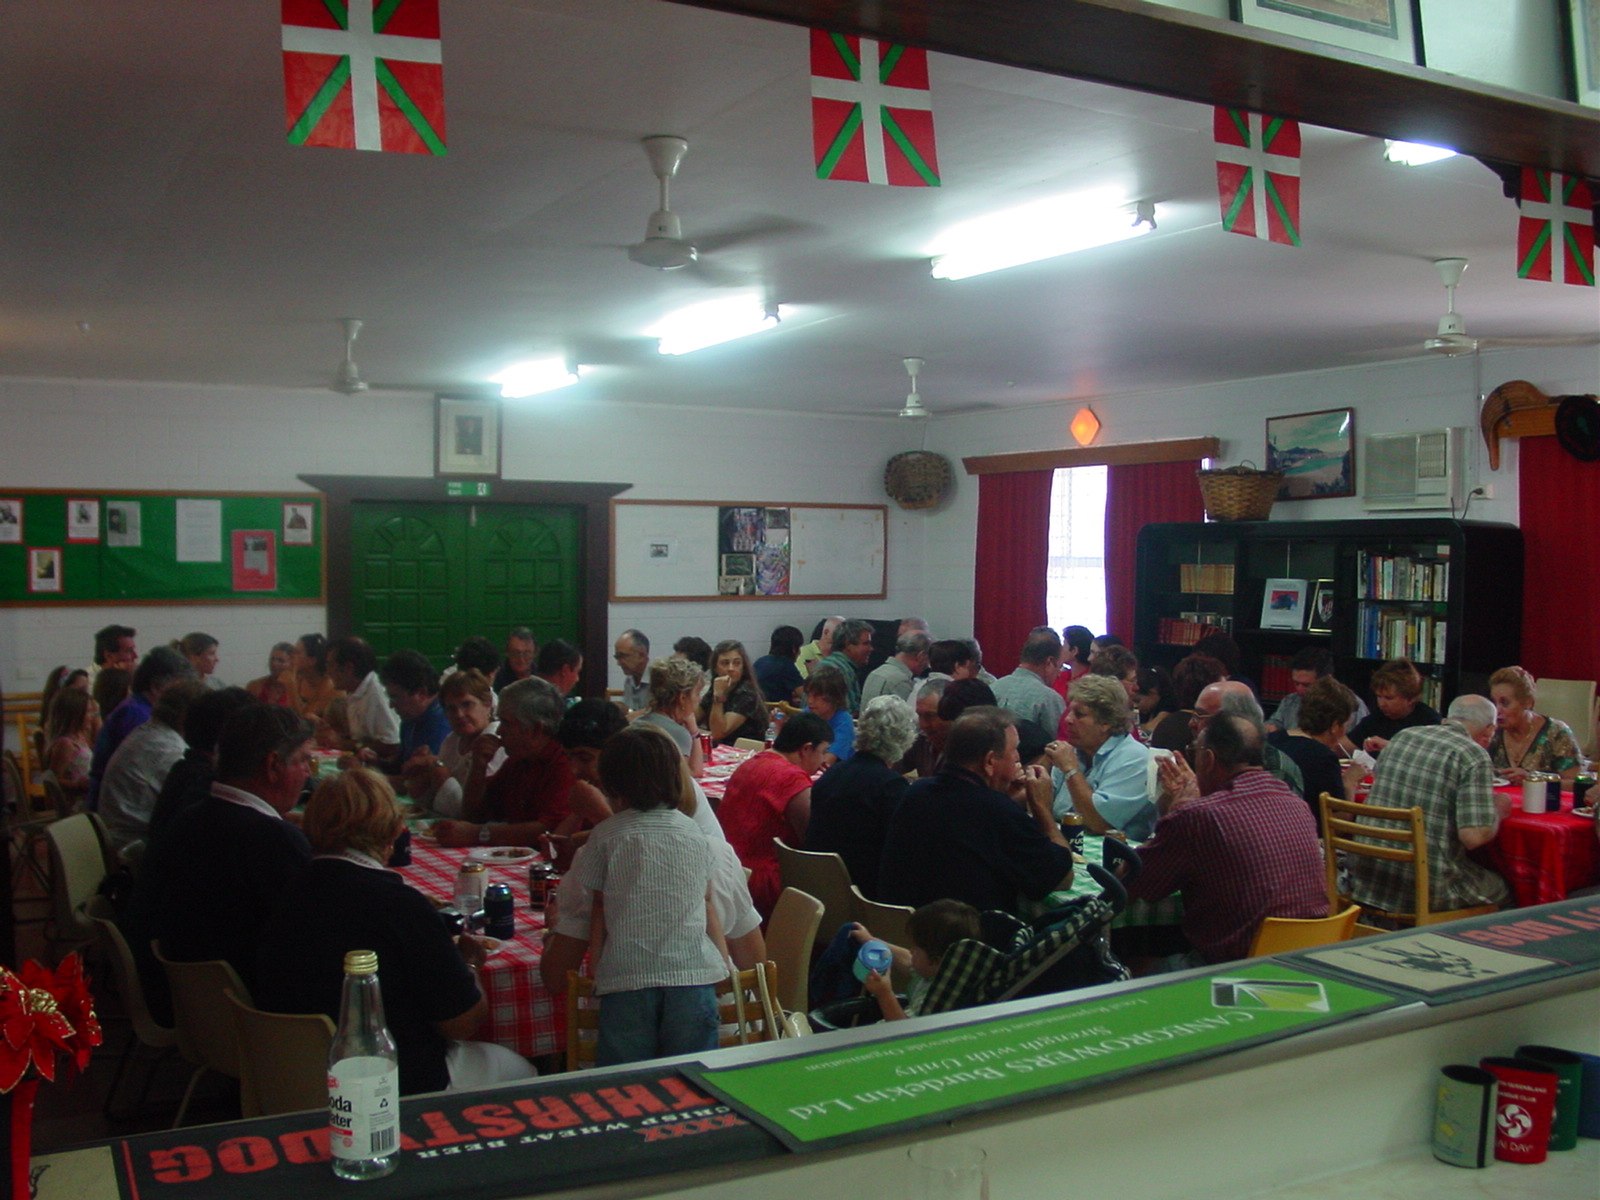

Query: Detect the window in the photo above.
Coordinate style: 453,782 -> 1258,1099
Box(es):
1045,465 -> 1107,634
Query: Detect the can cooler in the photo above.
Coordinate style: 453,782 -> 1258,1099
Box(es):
1572,1050 -> 1600,1140
1480,1056 -> 1558,1163
1432,1065 -> 1497,1168
1515,1045 -> 1584,1150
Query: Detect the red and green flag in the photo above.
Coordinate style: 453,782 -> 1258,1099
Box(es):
1517,169 -> 1594,286
282,0 -> 446,155
810,30 -> 939,187
1214,107 -> 1300,245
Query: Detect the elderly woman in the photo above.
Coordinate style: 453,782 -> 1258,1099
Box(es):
805,695 -> 919,899
637,656 -> 707,778
1349,658 -> 1440,755
1268,677 -> 1367,822
1488,665 -> 1581,783
1045,673 -> 1156,842
402,668 -> 504,817
698,639 -> 769,746
255,769 -> 534,1095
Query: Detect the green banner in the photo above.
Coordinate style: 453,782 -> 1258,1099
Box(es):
687,964 -> 1397,1152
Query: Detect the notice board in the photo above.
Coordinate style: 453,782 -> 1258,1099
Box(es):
610,500 -> 886,601
0,489 -> 324,606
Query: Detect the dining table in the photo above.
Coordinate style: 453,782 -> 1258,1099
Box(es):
1480,785 -> 1600,908
399,839 -> 565,1061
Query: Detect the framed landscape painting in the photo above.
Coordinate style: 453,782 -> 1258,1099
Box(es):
1566,0 -> 1600,108
1266,407 -> 1355,500
1232,0 -> 1423,66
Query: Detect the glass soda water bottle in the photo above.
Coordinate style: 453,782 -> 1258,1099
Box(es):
328,949 -> 401,1180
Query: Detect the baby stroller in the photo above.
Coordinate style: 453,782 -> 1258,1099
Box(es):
917,837 -> 1140,1015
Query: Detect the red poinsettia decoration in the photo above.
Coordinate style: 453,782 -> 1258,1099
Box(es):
0,954 -> 102,1092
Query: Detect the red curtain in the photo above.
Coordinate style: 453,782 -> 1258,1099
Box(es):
1519,436 -> 1600,681
1104,460 -> 1205,644
973,470 -> 1054,677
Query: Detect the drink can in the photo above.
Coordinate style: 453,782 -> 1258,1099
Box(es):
1573,776 -> 1593,808
483,881 -> 515,940
1546,776 -> 1563,813
1060,812 -> 1085,857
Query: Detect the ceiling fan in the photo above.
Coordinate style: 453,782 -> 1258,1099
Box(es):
895,357 -> 930,418
330,317 -> 369,395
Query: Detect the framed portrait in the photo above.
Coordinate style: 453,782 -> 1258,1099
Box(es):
1266,407 -> 1356,500
0,498 -> 22,544
1260,577 -> 1308,630
28,547 -> 62,594
283,502 -> 315,545
67,498 -> 100,543
1306,578 -> 1336,634
1231,0 -> 1423,66
435,394 -> 502,478
1565,0 -> 1600,108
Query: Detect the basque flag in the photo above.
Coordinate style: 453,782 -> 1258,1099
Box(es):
1517,169 -> 1595,286
282,0 -> 446,155
810,30 -> 939,187
1214,107 -> 1301,245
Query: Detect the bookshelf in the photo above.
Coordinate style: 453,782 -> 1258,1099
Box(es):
1134,519 -> 1522,711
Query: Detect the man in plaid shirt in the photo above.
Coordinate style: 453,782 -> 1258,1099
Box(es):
1351,694 -> 1510,915
1129,712 -> 1327,964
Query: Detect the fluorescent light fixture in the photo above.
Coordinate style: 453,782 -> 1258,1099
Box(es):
648,295 -> 782,356
928,189 -> 1154,280
491,357 -> 582,399
1384,140 -> 1457,166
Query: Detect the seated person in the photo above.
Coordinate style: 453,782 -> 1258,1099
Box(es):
717,713 -> 833,920
256,769 -> 534,1095
909,638 -> 980,705
1268,676 -> 1368,825
535,639 -> 584,697
146,686 -> 256,849
99,680 -> 208,863
433,677 -> 573,848
803,665 -> 855,766
753,625 -> 806,706
672,636 -> 713,673
42,686 -> 100,806
1045,675 -> 1155,842
806,695 -> 918,899
698,640 -> 769,746
245,643 -> 296,707
324,636 -> 401,763
1133,665 -> 1177,740
1085,645 -> 1142,738
380,649 -> 451,771
895,677 -> 949,780
1487,665 -> 1580,783
857,899 -> 982,1021
402,669 -> 503,818
635,656 -> 707,778
1148,653 -> 1227,754
1267,646 -> 1370,736
1349,658 -> 1440,754
89,646 -> 195,809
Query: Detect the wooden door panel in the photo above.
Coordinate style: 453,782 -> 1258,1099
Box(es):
469,507 -> 581,649
350,505 -> 461,664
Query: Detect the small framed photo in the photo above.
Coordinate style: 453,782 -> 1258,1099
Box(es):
436,394 -> 502,478
1266,407 -> 1355,500
28,547 -> 62,594
1261,577 -> 1308,630
66,498 -> 100,543
1306,579 -> 1336,634
1231,0 -> 1423,65
0,498 -> 22,543
283,502 -> 315,545
1566,0 -> 1600,107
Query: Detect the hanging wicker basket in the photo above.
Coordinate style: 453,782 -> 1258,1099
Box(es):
1196,462 -> 1282,522
884,451 -> 953,510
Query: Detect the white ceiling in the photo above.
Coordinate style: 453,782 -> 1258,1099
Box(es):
2,0 -> 1596,416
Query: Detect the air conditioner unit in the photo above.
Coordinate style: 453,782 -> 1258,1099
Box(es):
1362,428 -> 1464,511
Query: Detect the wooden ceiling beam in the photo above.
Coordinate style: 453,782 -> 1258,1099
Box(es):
668,0 -> 1600,177
963,436 -> 1220,475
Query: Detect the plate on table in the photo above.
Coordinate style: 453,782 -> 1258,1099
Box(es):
468,846 -> 537,867
1573,805 -> 1595,819
1492,777 -> 1511,787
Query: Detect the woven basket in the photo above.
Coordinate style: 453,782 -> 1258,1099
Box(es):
884,451 -> 952,510
1196,463 -> 1282,522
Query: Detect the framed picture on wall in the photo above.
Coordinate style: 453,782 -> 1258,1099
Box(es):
1306,578 -> 1336,634
1564,0 -> 1600,108
1266,407 -> 1356,500
436,394 -> 502,478
1231,0 -> 1424,66
28,547 -> 62,594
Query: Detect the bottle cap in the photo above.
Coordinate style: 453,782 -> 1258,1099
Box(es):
343,949 -> 379,975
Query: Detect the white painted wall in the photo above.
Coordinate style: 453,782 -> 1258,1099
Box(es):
1419,0 -> 1567,97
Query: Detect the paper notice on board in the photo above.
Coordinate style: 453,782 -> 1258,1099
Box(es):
175,499 -> 223,562
105,500 -> 141,547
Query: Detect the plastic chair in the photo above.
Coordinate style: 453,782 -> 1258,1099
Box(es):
765,888 -> 823,1016
850,886 -> 915,990
43,812 -> 113,962
774,839 -> 855,948
87,899 -> 179,1116
1248,904 -> 1362,957
1533,677 -> 1597,758
733,737 -> 766,752
225,989 -> 334,1116
40,771 -> 74,821
153,942 -> 256,1126
1320,793 -> 1499,928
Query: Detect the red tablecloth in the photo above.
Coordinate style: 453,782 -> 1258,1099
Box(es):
698,744 -> 762,803
400,841 -> 564,1060
1483,787 -> 1600,909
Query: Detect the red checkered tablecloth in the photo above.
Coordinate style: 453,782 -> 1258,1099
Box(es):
400,841 -> 564,1060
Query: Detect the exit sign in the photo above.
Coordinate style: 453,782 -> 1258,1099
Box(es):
446,481 -> 491,497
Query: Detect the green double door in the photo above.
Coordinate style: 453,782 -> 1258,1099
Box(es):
349,501 -> 582,669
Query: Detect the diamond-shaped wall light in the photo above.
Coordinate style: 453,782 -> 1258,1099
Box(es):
1070,405 -> 1101,446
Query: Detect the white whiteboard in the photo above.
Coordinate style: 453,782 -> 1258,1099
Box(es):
611,501 -> 886,601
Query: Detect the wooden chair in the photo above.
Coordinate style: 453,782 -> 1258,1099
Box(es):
1320,793 -> 1499,928
153,943 -> 256,1126
87,898 -> 179,1117
565,972 -> 600,1072
1532,677 -> 1597,758
765,888 -> 823,1016
774,839 -> 855,949
733,737 -> 766,752
225,989 -> 335,1116
42,812 -> 114,962
716,962 -> 785,1047
850,886 -> 915,990
1248,904 -> 1362,957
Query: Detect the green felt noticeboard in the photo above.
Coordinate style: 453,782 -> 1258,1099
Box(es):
0,490 -> 324,606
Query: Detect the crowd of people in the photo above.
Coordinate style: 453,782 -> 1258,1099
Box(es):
20,611 -> 1595,1093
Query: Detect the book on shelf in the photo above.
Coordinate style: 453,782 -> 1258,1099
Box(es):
1157,617 -> 1226,646
1357,604 -> 1448,664
1260,654 -> 1293,701
1179,562 -> 1235,593
1355,550 -> 1450,601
